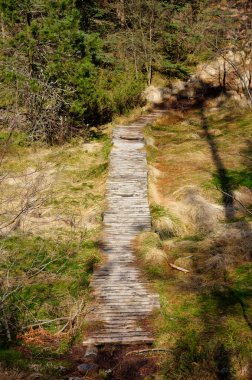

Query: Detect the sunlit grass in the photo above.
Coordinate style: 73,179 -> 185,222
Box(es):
144,103 -> 252,379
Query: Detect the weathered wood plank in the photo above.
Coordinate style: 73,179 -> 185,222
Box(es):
83,109 -> 166,346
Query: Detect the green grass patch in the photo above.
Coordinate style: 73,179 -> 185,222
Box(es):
0,234 -> 100,346
212,169 -> 252,190
154,267 -> 252,379
0,131 -> 29,147
0,349 -> 27,369
150,203 -> 168,219
87,162 -> 108,178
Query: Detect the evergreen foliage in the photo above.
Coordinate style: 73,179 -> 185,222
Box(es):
0,0 -> 203,142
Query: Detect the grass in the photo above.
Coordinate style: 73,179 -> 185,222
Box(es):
212,169 -> 252,190
1,100 -> 252,378
145,105 -> 252,202
0,234 -> 100,374
0,129 -> 112,376
143,101 -> 252,379
138,248 -> 252,379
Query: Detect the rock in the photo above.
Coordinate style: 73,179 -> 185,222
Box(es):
77,363 -> 98,374
170,80 -> 185,95
178,86 -> 195,99
163,93 -> 177,103
85,345 -> 98,358
206,107 -> 219,114
144,85 -> 163,104
226,90 -> 239,97
226,90 -> 245,103
210,128 -> 222,137
190,133 -> 200,140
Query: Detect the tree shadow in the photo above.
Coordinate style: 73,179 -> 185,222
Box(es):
159,94 -> 252,379
214,342 -> 234,380
198,99 -> 235,220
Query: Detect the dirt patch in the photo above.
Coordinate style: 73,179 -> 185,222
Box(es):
59,344 -> 160,380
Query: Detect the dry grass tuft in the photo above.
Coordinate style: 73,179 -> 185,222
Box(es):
234,186 -> 252,207
148,165 -> 163,179
204,253 -> 235,272
135,232 -> 168,267
195,221 -> 252,275
145,247 -> 167,265
153,216 -> 182,239
136,231 -> 161,250
169,185 -> 223,234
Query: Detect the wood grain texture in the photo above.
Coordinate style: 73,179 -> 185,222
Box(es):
83,110 -> 166,346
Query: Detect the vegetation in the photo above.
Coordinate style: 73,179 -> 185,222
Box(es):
140,101 -> 252,379
0,131 -> 110,376
3,0 -> 249,142
0,0 -> 251,379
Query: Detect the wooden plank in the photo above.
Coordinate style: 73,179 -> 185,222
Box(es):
83,109 -> 164,346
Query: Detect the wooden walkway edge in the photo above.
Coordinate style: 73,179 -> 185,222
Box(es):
83,109 -> 166,346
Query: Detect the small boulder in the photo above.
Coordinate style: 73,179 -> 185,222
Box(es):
170,80 -> 186,95
77,363 -> 98,374
210,128 -> 222,137
144,86 -> 163,104
190,133 -> 200,140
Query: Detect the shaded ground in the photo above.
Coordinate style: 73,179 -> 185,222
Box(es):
64,344 -> 160,380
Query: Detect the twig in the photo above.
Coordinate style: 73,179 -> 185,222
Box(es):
126,348 -> 172,356
23,317 -> 69,330
169,263 -> 189,273
216,186 -> 252,216
56,300 -> 85,334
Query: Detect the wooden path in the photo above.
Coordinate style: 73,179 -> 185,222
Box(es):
83,109 -> 166,345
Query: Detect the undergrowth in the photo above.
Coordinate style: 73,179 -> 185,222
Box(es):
0,129 -> 111,377
143,101 -> 252,379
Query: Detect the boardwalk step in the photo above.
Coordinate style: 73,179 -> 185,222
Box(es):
84,110 -> 165,346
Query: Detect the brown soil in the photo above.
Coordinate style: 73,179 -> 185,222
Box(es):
65,344 -> 160,380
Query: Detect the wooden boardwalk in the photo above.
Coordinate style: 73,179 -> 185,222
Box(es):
83,109 -> 166,345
